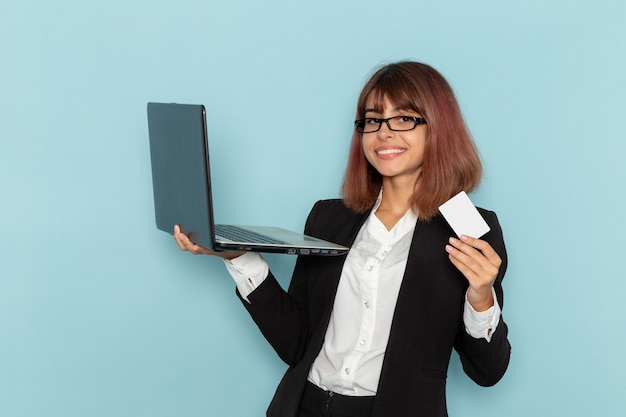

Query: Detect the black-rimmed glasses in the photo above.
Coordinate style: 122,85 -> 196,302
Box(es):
354,116 -> 427,133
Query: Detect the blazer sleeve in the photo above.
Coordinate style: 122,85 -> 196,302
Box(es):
454,210 -> 511,386
234,203 -> 324,366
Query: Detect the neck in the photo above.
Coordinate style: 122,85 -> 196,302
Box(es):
375,177 -> 418,230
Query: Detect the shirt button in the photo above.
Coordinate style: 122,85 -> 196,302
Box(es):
364,301 -> 371,308
381,250 -> 388,256
366,265 -> 373,271
359,339 -> 366,346
345,368 -> 350,375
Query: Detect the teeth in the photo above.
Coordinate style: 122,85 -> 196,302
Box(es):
377,148 -> 405,155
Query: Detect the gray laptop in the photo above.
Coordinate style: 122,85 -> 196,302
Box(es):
147,102 -> 349,256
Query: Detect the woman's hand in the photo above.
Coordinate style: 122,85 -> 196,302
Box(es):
445,235 -> 502,312
173,225 -> 245,260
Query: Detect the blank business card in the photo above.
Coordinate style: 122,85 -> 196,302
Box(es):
438,191 -> 490,238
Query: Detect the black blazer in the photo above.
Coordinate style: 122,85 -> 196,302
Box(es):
240,199 -> 510,417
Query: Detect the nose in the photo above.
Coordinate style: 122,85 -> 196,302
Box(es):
376,120 -> 394,140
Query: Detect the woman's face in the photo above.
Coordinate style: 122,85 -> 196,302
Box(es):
361,95 -> 427,186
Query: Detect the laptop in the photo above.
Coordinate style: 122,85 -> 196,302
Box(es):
146,102 -> 349,256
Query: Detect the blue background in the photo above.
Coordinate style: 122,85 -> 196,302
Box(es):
1,0 -> 625,415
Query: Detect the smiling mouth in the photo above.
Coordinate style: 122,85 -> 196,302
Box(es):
377,148 -> 406,155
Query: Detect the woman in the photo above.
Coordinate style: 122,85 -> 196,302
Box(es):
174,61 -> 510,417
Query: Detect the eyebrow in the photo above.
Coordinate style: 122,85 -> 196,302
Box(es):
364,107 -> 415,115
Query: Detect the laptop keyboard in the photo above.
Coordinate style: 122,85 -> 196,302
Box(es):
214,224 -> 288,245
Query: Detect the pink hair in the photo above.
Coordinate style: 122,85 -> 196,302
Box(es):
341,61 -> 482,220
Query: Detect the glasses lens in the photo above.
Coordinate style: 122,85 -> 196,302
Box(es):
388,116 -> 417,131
355,118 -> 380,133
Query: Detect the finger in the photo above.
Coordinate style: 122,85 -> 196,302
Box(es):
189,243 -> 212,255
446,238 -> 499,284
446,244 -> 483,281
173,225 -> 242,258
173,225 -> 185,250
448,236 -> 501,271
173,225 -> 189,251
455,235 -> 501,268
173,226 -> 204,253
181,236 -> 211,255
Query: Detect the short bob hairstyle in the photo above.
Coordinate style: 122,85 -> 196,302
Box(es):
341,61 -> 482,220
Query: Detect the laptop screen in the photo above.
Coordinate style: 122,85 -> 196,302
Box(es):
147,103 -> 216,249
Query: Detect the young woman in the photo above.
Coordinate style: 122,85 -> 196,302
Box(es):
174,61 -> 510,417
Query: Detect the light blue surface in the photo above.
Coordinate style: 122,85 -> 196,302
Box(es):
1,0 -> 625,415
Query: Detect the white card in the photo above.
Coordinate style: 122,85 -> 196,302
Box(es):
438,191 -> 490,238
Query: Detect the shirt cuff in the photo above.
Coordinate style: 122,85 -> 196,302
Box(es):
223,252 -> 269,303
463,287 -> 501,342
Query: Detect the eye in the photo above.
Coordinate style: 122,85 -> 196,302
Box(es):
392,116 -> 417,127
365,118 -> 381,125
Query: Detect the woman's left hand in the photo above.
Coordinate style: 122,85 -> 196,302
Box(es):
446,235 -> 502,312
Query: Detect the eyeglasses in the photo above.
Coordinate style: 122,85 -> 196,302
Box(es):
354,116 -> 427,133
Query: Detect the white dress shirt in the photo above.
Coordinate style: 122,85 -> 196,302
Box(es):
224,197 -> 501,396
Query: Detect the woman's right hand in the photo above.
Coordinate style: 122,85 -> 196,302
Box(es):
173,225 -> 245,260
